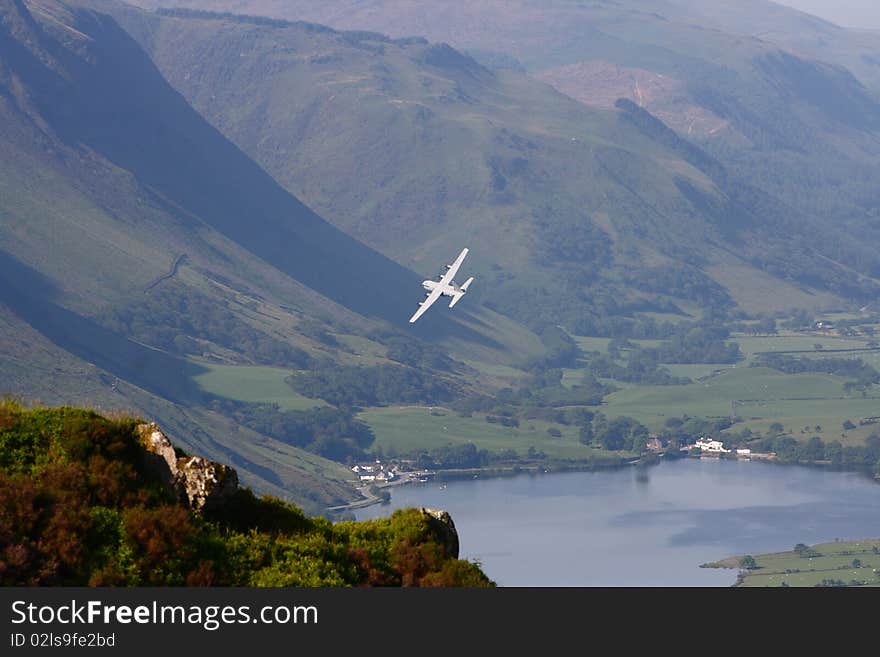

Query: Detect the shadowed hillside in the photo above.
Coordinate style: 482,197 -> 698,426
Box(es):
128,0 -> 880,309
0,251 -> 207,403
0,0 -> 502,509
85,4 -> 878,326
1,0 -> 433,329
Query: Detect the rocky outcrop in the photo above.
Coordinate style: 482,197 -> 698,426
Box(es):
420,508 -> 459,559
177,455 -> 238,512
135,423 -> 238,512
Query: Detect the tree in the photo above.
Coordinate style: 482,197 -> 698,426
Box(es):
756,317 -> 777,335
578,423 -> 594,446
739,555 -> 757,570
804,436 -> 824,462
843,420 -> 856,431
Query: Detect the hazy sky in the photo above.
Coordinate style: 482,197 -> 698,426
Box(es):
774,1 -> 880,29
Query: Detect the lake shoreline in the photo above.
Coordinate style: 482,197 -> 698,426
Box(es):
328,456 -> 641,514
330,450 -> 880,515
351,457 -> 880,586
700,537 -> 880,587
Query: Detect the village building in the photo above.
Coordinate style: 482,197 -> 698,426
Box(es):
695,437 -> 730,453
646,437 -> 663,451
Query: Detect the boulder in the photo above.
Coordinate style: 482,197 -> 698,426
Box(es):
421,508 -> 459,559
135,422 -> 181,496
135,422 -> 238,512
177,456 -> 239,512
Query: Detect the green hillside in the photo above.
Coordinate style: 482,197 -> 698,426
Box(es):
0,0 -> 519,509
0,401 -> 491,586
134,0 -> 880,311
4,0 -> 880,514
704,539 -> 880,587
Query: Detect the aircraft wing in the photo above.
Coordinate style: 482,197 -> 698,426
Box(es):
440,248 -> 469,287
409,248 -> 469,323
409,284 -> 445,323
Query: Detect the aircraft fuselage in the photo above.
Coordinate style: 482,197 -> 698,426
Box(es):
422,279 -> 459,297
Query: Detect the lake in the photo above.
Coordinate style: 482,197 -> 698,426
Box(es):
354,458 -> 880,586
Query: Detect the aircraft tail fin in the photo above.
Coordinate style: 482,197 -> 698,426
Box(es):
460,277 -> 474,291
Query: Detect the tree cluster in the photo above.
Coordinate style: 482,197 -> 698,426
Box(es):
98,282 -> 310,368
207,399 -> 374,461
288,363 -> 456,407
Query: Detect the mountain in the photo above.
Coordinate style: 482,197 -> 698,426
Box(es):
125,0 -> 880,312
4,0 -> 880,511
1,0 -> 494,512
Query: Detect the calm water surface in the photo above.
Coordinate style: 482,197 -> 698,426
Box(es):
354,458 -> 880,586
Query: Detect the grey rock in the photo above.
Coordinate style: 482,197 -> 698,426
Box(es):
177,456 -> 239,512
421,507 -> 459,559
135,422 -> 238,512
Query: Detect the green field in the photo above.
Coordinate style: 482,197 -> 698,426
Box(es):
334,334 -> 388,365
705,539 -> 880,587
460,358 -> 529,387
191,362 -> 325,410
728,414 -> 879,436
573,336 -> 611,353
359,406 -> 630,461
840,349 -> 880,369
597,367 -> 870,428
733,334 -> 871,360
662,363 -> 732,380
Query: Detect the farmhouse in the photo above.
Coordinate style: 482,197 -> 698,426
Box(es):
695,437 -> 729,453
353,460 -> 400,483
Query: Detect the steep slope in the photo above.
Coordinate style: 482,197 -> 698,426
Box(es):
131,0 -> 880,306
89,5 -> 878,325
1,0 -> 502,510
2,0 -> 431,327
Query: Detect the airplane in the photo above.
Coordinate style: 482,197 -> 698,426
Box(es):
409,247 -> 474,323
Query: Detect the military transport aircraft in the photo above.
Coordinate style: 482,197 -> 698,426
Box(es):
409,247 -> 474,323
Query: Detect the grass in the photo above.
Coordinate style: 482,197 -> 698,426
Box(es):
573,336 -> 612,353
359,406 -> 631,461
705,539 -> 880,587
190,362 -> 325,410
333,334 -> 389,365
733,334 -> 870,361
566,330 -> 880,445
460,358 -> 528,388
595,366 -> 880,432
729,415 -> 880,444
661,363 -> 732,380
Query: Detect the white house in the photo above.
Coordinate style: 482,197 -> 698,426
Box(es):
695,437 -> 729,453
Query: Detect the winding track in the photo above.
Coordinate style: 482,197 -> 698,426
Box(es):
144,253 -> 187,293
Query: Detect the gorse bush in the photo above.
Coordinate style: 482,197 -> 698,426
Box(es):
0,401 -> 492,587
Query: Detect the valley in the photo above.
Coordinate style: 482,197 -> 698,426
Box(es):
2,0 -> 880,522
